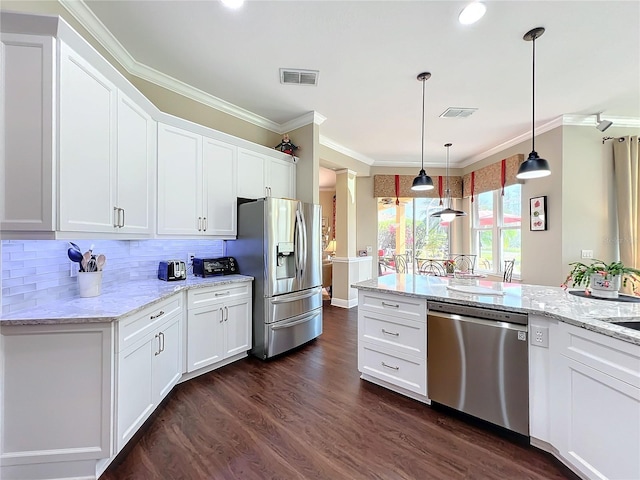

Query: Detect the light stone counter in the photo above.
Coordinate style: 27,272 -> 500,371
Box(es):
0,275 -> 254,325
353,274 -> 640,345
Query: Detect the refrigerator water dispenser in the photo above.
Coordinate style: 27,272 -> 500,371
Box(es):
276,242 -> 295,279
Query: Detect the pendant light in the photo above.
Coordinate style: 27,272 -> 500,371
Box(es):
516,27 -> 551,180
411,72 -> 435,191
431,143 -> 467,222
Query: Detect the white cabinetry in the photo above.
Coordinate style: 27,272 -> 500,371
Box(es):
357,291 -> 427,398
157,123 -> 237,237
0,35 -> 155,236
237,147 -> 295,199
186,282 -> 251,373
550,322 -> 640,480
116,295 -> 183,452
0,322 -> 113,478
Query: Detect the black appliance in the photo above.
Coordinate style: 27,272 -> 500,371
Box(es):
158,260 -> 187,281
193,256 -> 239,277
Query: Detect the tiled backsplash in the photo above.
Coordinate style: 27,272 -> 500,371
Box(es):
1,239 -> 224,315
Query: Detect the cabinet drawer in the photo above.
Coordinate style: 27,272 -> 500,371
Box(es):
557,322 -> 640,388
187,282 -> 251,310
117,294 -> 182,352
359,291 -> 426,321
358,342 -> 426,395
359,310 -> 425,357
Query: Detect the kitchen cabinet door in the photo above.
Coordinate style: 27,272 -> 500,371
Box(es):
116,91 -> 155,234
267,156 -> 296,199
116,332 -> 155,452
223,298 -> 251,358
237,148 -> 266,199
152,313 -> 183,402
202,137 -> 237,236
157,123 -> 202,235
58,41 -> 117,233
187,303 -> 226,372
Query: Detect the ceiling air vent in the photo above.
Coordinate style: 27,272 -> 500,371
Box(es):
439,107 -> 478,118
280,68 -> 319,86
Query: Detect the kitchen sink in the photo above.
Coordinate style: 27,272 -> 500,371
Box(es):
613,322 -> 640,332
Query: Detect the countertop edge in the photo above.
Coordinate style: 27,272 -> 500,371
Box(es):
352,282 -> 640,346
0,275 -> 254,326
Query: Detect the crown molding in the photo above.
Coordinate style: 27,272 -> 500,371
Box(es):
280,111 -> 327,133
562,114 -> 640,128
319,135 -> 376,166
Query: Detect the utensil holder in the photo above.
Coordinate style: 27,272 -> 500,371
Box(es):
78,271 -> 102,298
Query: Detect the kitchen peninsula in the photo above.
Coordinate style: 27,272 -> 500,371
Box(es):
353,274 -> 640,480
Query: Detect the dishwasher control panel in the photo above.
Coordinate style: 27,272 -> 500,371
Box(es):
427,301 -> 528,326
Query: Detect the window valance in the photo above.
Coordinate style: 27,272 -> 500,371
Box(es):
462,154 -> 524,198
373,175 -> 463,199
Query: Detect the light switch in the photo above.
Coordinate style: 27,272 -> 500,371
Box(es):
581,249 -> 593,259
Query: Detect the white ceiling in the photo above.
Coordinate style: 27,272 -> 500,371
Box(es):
81,0 -> 640,170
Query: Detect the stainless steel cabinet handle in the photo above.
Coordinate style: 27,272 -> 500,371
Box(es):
159,331 -> 165,353
381,361 -> 399,370
381,302 -> 400,308
113,207 -> 119,227
214,291 -> 230,297
120,208 -> 125,227
224,306 -> 228,321
150,310 -> 165,320
197,217 -> 202,231
220,309 -> 224,323
154,333 -> 161,356
381,329 -> 399,336
203,217 -> 207,231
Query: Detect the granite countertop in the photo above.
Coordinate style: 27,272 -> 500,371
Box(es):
0,275 -> 254,326
353,274 -> 640,346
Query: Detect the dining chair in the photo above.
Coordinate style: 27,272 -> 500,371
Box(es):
452,254 -> 477,273
419,259 -> 445,276
393,253 -> 408,273
503,259 -> 515,282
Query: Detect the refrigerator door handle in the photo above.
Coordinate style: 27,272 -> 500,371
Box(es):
295,210 -> 304,280
299,207 -> 308,276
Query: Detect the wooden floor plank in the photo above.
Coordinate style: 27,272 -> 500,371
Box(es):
101,303 -> 577,480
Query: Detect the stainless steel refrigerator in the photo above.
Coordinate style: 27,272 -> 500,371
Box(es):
227,197 -> 323,359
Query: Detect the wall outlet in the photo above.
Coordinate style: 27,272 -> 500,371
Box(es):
366,245 -> 372,253
581,249 -> 593,259
530,325 -> 549,348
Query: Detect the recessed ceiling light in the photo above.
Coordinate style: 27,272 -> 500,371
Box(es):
458,2 -> 486,25
221,0 -> 244,9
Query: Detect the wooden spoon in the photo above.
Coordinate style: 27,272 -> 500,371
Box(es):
96,254 -> 106,271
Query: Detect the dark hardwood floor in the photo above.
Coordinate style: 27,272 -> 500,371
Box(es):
101,302 -> 577,480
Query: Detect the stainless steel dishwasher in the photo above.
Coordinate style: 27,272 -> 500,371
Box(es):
427,301 -> 529,436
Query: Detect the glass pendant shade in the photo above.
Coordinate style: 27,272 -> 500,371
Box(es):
431,143 -> 466,221
516,150 -> 550,179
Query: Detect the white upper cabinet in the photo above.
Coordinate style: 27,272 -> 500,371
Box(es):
237,147 -> 296,200
58,41 -> 118,233
0,34 -> 155,238
157,123 -> 237,237
115,92 -> 155,234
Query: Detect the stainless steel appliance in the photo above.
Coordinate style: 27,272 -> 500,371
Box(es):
158,260 -> 187,281
427,301 -> 529,436
193,256 -> 238,277
227,197 -> 323,359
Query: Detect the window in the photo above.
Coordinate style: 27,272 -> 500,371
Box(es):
471,184 -> 521,277
377,197 -> 449,274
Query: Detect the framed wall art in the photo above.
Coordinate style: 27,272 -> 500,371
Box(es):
530,196 -> 547,231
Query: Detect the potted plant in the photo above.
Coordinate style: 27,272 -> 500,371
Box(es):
562,259 -> 640,298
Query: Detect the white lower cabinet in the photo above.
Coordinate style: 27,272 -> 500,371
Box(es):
115,295 -> 183,453
357,291 -> 427,397
550,322 -> 640,480
186,283 -> 252,373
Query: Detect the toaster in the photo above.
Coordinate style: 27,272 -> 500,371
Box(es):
193,256 -> 238,277
158,260 -> 187,281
